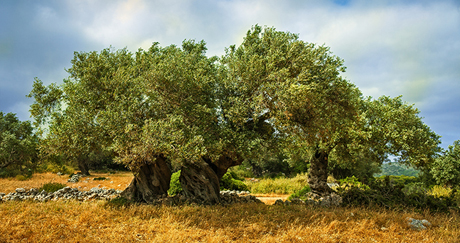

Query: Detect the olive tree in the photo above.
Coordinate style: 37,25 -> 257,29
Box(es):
0,112 -> 38,173
28,48 -> 133,175
222,26 -> 441,197
221,25 -> 362,196
431,140 -> 460,187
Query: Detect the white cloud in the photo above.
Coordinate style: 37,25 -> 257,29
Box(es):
1,0 -> 459,147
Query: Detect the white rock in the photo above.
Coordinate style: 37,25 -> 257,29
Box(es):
16,188 -> 26,193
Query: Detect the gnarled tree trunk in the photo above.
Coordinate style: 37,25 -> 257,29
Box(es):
308,149 -> 332,197
121,155 -> 171,203
179,154 -> 242,205
180,159 -> 221,205
77,159 -> 90,176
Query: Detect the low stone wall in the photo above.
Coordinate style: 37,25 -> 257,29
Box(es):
0,187 -> 121,202
0,188 -> 262,205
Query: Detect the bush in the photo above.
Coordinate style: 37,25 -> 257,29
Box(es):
337,177 -> 458,212
15,175 -> 29,181
288,185 -> 311,201
168,171 -> 183,196
337,176 -> 370,191
93,177 -> 108,181
39,182 -> 67,193
429,185 -> 452,198
220,172 -> 249,191
167,170 -> 249,196
228,165 -> 254,179
402,182 -> 427,196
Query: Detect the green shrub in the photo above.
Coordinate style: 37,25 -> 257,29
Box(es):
168,171 -> 183,196
402,182 -> 427,196
428,185 -> 452,198
228,166 -> 254,179
167,170 -> 249,196
375,175 -> 418,186
93,177 -> 108,181
39,182 -> 67,193
220,172 -> 249,191
15,174 -> 30,181
337,178 -> 457,212
288,185 -> 311,201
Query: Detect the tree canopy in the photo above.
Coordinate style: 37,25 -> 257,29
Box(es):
0,112 -> 38,175
431,140 -> 460,187
28,25 -> 441,202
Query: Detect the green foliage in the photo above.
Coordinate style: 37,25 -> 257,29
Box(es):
337,177 -> 457,212
220,171 -> 248,191
39,182 -> 67,193
168,171 -> 183,196
288,185 -> 311,201
15,175 -> 29,181
431,140 -> 460,187
27,25 -> 441,197
228,165 -> 254,179
93,177 -> 108,181
428,185 -> 452,198
374,162 -> 419,177
35,155 -> 75,174
0,112 -> 38,177
338,176 -> 369,189
401,182 -> 427,196
374,175 -> 418,186
168,170 -> 249,195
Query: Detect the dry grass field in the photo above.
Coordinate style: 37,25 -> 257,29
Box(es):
1,173 -> 460,242
0,172 -> 134,194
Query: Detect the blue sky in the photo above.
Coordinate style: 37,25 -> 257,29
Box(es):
0,0 -> 459,149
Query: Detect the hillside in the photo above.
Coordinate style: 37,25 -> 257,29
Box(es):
375,162 -> 420,177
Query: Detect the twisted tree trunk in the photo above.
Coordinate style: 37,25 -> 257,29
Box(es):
121,154 -> 171,203
180,159 -> 221,205
77,159 -> 90,176
179,154 -> 242,205
308,149 -> 332,197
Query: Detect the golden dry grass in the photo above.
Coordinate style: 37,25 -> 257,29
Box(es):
1,174 -> 460,242
1,201 -> 459,242
0,172 -> 134,193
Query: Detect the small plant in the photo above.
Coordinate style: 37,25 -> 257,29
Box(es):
39,182 -> 67,193
93,177 -> 108,181
15,175 -> 29,181
168,171 -> 183,196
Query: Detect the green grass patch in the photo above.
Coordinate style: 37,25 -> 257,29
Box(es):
246,173 -> 308,194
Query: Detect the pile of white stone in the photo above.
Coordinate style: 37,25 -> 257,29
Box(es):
0,187 -> 122,202
407,217 -> 432,231
275,192 -> 343,207
220,190 -> 261,205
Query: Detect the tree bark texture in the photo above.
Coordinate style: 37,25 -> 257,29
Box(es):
77,160 -> 90,176
121,155 -> 171,203
308,149 -> 333,197
179,154 -> 243,205
179,159 -> 221,205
